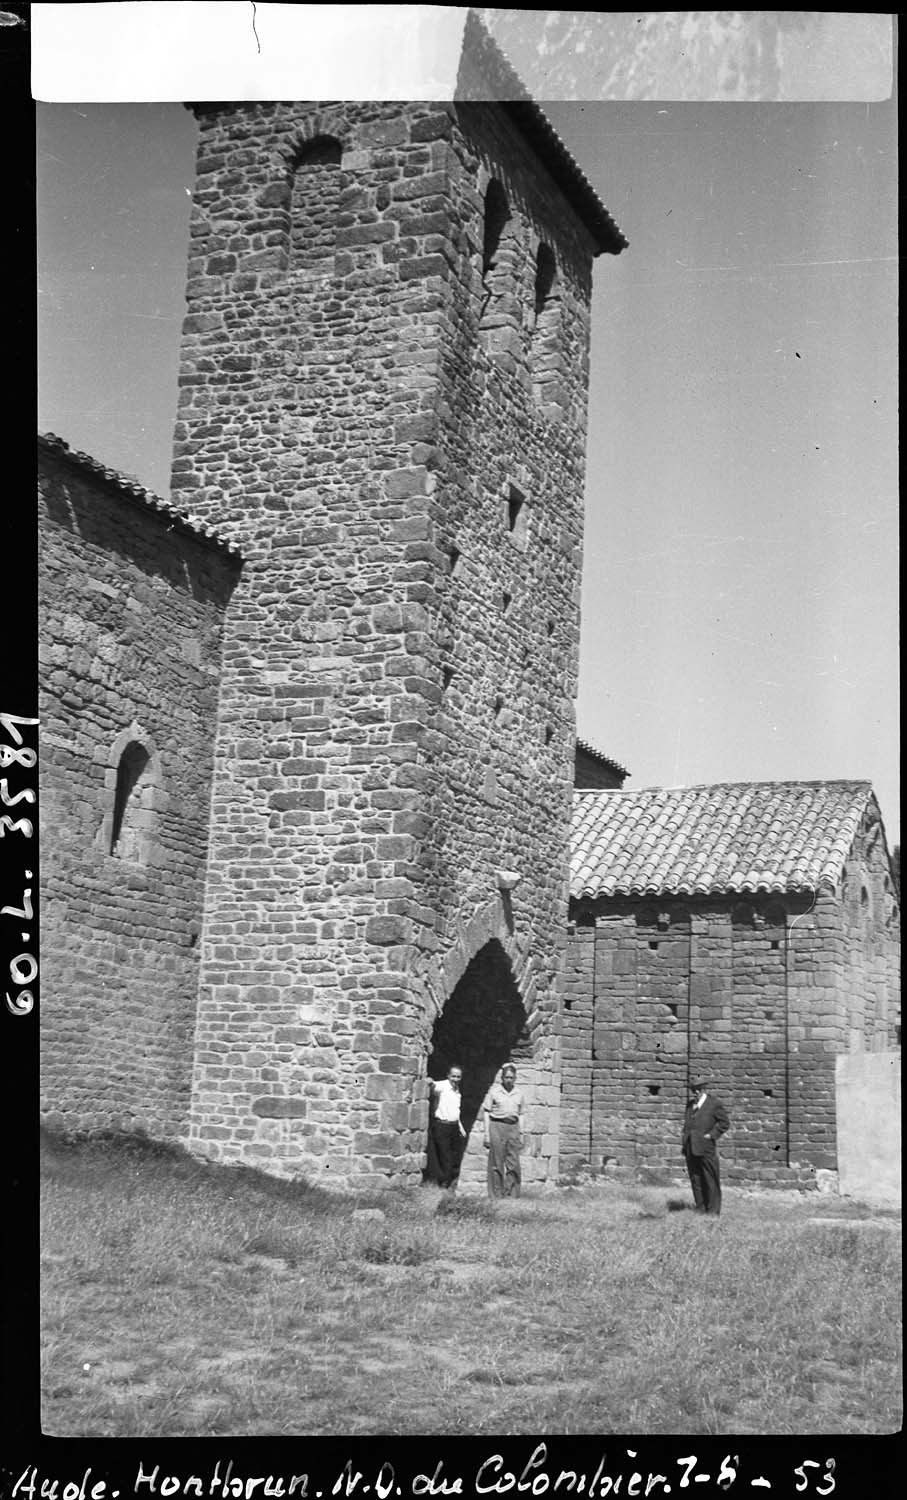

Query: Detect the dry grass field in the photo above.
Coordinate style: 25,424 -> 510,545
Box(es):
40,1131 -> 901,1437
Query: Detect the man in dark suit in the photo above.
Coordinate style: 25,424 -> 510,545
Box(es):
682,1075 -> 730,1215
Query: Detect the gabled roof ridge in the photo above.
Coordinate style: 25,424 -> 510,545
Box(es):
38,432 -> 243,561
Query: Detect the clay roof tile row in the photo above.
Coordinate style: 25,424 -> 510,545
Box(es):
571,781 -> 878,900
38,433 -> 243,561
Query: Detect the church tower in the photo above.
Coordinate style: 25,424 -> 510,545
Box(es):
171,39 -> 625,1186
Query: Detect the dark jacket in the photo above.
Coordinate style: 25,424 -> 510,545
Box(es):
682,1092 -> 730,1158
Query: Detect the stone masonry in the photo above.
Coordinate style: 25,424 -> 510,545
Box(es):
562,795 -> 900,1185
38,438 -> 241,1140
167,99 -> 624,1187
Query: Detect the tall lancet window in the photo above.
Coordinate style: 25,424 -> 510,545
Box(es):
290,135 -> 343,274
531,242 -> 564,416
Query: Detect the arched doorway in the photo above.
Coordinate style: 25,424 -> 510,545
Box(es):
425,939 -> 531,1181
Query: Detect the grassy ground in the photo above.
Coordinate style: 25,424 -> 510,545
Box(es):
40,1131 -> 901,1437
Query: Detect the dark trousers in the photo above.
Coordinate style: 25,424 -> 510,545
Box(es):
684,1146 -> 722,1215
429,1119 -> 464,1188
487,1119 -> 521,1198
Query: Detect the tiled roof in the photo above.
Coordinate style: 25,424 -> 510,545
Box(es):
38,433 -> 243,561
571,781 -> 878,899
575,737 -> 629,780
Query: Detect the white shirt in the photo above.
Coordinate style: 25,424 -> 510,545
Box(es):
695,1091 -> 707,1111
431,1079 -> 462,1122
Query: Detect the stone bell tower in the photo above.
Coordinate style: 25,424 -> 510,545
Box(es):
171,34 -> 625,1186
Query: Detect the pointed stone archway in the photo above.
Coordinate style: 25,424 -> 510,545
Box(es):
425,937 -> 536,1188
429,939 -> 529,1128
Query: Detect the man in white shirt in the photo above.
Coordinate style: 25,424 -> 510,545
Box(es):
426,1065 -> 467,1188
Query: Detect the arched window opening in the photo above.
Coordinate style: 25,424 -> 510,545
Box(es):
533,242 -> 557,322
296,136 -> 343,168
531,242 -> 565,415
479,179 -> 520,354
482,179 -> 509,282
110,741 -> 152,861
290,134 -> 343,274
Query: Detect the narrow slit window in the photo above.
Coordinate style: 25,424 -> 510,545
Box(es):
479,178 -> 519,348
110,742 -> 152,861
531,243 -> 564,415
504,483 -> 528,550
482,180 -> 509,284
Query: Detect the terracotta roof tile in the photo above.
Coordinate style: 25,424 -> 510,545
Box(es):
572,781 -> 878,899
39,433 -> 243,561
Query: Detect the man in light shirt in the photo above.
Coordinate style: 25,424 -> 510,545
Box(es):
483,1063 -> 524,1198
681,1074 -> 730,1216
426,1065 -> 467,1189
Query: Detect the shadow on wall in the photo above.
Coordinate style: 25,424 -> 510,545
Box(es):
41,461 -> 238,608
427,938 -> 529,1136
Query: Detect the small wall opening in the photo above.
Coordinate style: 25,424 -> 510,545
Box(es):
504,482 -> 528,550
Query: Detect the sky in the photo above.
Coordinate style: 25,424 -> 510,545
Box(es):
36,84 -> 899,843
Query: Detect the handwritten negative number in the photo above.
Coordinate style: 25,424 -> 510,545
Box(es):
0,816 -> 33,838
0,744 -> 36,770
794,1460 -> 835,1496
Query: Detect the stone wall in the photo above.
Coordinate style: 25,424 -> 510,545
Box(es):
837,800 -> 901,1053
561,870 -> 899,1183
168,101 -> 606,1186
38,449 -> 239,1139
